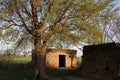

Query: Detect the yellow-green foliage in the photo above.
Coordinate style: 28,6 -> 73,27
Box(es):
0,0 -> 118,48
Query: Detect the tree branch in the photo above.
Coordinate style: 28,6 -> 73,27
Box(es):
20,0 -> 32,18
41,0 -> 54,24
14,0 -> 32,35
30,0 -> 39,29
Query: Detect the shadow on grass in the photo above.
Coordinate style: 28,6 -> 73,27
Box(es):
0,56 -> 33,80
0,63 -> 33,80
0,64 -> 78,80
45,68 -> 78,78
0,56 -> 81,80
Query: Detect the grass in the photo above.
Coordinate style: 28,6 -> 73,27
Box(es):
0,56 -> 82,80
0,68 -> 33,80
12,57 -> 31,63
0,56 -> 33,80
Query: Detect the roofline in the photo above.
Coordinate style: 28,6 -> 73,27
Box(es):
46,48 -> 77,54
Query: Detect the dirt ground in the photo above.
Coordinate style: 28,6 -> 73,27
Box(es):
26,76 -> 87,80
46,76 -> 87,80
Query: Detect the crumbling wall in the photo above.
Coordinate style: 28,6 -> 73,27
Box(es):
79,43 -> 120,80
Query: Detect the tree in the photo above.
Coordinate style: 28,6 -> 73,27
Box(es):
113,16 -> 120,42
104,15 -> 120,42
0,0 -> 118,79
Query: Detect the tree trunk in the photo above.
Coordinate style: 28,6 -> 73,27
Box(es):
33,39 -> 48,80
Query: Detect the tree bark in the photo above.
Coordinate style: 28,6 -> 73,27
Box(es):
33,39 -> 48,80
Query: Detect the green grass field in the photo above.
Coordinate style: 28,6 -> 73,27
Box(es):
0,56 -> 82,80
0,57 -> 33,80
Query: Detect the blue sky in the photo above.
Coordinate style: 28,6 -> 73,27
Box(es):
116,0 -> 120,7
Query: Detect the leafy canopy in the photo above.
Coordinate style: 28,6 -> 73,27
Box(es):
0,0 -> 118,48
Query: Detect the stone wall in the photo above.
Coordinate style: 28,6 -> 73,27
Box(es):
78,43 -> 120,80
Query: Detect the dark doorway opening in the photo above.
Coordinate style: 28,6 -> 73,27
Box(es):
59,55 -> 65,67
